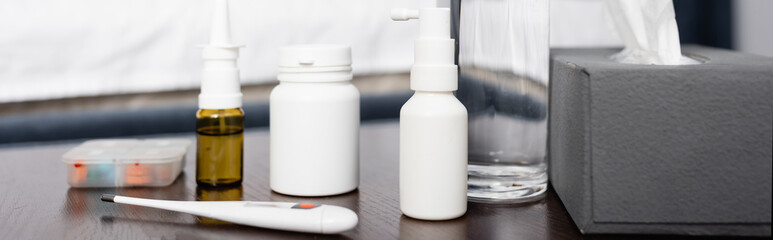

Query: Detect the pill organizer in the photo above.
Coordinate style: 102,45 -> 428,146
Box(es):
62,139 -> 191,188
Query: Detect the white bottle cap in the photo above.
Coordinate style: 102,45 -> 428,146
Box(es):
277,44 -> 353,83
199,0 -> 244,109
392,8 -> 457,92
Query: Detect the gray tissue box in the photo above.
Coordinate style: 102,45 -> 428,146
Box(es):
549,45 -> 772,236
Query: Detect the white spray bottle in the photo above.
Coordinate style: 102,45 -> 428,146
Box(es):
392,7 -> 468,220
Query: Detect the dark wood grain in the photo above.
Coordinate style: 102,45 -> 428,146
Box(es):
0,120 -> 760,239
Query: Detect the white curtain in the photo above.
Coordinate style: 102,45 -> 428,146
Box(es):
0,0 -> 632,103
0,0 -> 428,103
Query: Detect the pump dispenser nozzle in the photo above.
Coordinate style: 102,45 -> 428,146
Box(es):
390,9 -> 420,21
199,0 -> 244,109
391,7 -> 457,92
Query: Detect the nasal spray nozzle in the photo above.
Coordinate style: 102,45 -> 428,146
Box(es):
199,0 -> 244,109
391,7 -> 457,92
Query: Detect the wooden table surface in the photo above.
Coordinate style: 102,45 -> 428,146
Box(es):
0,120 -> 750,239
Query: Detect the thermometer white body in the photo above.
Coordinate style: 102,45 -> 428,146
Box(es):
101,194 -> 358,234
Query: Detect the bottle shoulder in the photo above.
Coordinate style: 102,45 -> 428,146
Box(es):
197,108 -> 245,118
401,92 -> 467,116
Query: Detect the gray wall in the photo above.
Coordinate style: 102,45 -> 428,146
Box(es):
734,0 -> 773,57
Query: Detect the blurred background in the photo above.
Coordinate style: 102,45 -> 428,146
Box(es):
1,0 -> 771,144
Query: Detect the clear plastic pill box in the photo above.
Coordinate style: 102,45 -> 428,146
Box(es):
62,139 -> 191,188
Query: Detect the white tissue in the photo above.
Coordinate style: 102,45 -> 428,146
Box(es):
605,0 -> 698,65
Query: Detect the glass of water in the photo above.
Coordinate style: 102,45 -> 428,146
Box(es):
454,0 -> 550,203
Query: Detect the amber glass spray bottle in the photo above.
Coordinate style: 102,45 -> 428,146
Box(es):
196,0 -> 244,187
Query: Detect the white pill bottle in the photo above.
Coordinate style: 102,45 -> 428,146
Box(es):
270,44 -> 360,196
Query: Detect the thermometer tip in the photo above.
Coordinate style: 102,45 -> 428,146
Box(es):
101,194 -> 116,202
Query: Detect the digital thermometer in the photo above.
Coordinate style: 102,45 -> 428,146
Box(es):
100,194 -> 358,234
